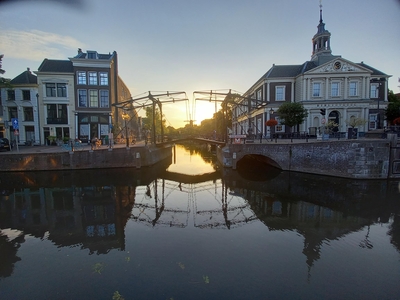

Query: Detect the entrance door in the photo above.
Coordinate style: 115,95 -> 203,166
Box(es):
91,123 -> 98,140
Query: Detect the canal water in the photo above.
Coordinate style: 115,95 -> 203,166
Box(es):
0,144 -> 399,300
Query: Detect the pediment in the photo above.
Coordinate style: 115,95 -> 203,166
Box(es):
306,58 -> 372,74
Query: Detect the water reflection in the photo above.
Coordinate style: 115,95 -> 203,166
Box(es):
0,144 -> 399,299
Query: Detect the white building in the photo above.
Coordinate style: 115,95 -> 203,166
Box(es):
0,68 -> 39,144
233,6 -> 390,139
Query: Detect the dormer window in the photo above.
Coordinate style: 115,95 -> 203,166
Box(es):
87,51 -> 98,59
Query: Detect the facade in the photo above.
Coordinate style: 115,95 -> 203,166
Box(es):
0,68 -> 39,144
35,59 -> 75,145
233,7 -> 391,138
69,49 -> 131,144
35,49 -> 132,145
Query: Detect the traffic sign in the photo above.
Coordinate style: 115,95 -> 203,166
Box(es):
11,118 -> 19,129
321,118 -> 326,124
14,129 -> 19,136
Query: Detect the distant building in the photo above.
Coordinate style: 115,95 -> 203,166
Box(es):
0,68 -> 39,144
69,49 -> 131,143
35,49 -> 132,145
35,59 -> 75,145
233,5 -> 391,138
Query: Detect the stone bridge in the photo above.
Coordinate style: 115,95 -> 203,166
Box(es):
217,135 -> 400,179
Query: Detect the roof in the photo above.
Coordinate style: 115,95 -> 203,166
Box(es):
73,49 -> 114,60
357,62 -> 388,77
10,68 -> 37,85
37,59 -> 74,73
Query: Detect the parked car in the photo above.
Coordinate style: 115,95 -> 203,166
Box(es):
0,138 -> 11,151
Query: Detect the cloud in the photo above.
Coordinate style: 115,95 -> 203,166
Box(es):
1,29 -> 84,61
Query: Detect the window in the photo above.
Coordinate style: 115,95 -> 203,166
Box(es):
313,82 -> 321,97
99,72 -> 108,85
77,71 -> 86,85
46,83 -> 66,97
276,86 -> 285,101
24,107 -> 34,121
349,82 -> 358,96
369,114 -> 377,130
88,72 -> 97,85
100,90 -> 109,108
47,104 -> 67,124
370,85 -> 379,98
7,90 -> 15,101
87,51 -> 97,59
331,82 -> 339,97
275,117 -> 285,132
256,89 -> 262,100
8,107 -> 17,119
78,90 -> 88,107
22,90 -> 31,101
89,90 -> 98,107
57,83 -> 67,97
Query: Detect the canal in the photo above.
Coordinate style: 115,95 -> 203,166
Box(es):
0,144 -> 399,300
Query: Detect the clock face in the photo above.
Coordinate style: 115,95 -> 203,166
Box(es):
334,61 -> 341,70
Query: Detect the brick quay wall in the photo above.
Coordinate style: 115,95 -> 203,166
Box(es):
218,136 -> 399,179
0,145 -> 172,172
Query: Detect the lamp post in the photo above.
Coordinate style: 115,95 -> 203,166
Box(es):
36,93 -> 41,145
122,111 -> 129,148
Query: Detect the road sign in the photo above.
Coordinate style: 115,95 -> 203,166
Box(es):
321,118 -> 326,124
14,129 -> 19,136
11,118 -> 19,129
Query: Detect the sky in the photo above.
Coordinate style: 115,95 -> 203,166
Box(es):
1,0 -> 400,128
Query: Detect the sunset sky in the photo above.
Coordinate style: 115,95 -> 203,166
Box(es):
1,0 -> 399,128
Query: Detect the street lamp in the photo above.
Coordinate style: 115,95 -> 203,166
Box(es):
269,108 -> 274,115
122,111 -> 129,148
36,93 -> 41,145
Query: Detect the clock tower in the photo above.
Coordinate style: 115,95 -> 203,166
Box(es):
311,1 -> 332,62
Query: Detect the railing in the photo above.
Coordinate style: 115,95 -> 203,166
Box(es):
46,117 -> 68,124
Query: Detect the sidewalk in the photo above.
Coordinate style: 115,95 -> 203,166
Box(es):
1,140 -> 147,154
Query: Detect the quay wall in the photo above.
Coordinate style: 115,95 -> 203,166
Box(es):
0,146 -> 172,172
218,138 -> 399,179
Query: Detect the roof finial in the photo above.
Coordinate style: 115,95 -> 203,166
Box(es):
319,0 -> 323,23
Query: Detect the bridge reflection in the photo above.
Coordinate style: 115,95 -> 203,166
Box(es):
0,165 -> 399,279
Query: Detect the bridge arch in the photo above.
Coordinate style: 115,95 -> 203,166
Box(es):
236,153 -> 282,170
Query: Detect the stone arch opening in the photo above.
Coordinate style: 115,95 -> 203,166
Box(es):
236,154 -> 282,181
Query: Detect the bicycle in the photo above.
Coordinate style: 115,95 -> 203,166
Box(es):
61,140 -> 84,151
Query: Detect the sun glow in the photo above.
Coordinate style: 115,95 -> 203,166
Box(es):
194,101 -> 219,126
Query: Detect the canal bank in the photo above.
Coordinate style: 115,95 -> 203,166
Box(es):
0,142 -> 172,172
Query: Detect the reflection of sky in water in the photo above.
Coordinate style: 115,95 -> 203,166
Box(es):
166,145 -> 215,175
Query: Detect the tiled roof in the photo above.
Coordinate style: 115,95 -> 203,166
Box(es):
357,62 -> 388,76
10,68 -> 37,84
37,59 -> 74,73
265,64 -> 305,78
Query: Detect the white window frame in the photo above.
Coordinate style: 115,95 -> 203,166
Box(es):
275,117 -> 285,132
275,86 -> 285,101
369,114 -> 377,130
88,72 -> 98,85
312,82 -> 321,97
78,89 -> 88,107
331,82 -> 340,97
370,84 -> 379,98
349,81 -> 358,97
99,90 -> 109,108
99,72 -> 109,86
256,89 -> 262,100
89,90 -> 98,107
77,71 -> 86,85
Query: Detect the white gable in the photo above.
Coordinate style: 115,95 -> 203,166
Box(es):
306,58 -> 372,75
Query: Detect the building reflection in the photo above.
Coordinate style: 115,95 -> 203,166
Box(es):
0,162 -> 399,279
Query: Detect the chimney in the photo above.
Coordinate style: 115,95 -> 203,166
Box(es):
78,48 -> 82,54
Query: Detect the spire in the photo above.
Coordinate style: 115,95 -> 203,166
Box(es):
311,0 -> 332,61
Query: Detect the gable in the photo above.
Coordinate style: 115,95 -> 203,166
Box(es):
305,58 -> 372,75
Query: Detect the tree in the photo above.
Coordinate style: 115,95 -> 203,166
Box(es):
345,117 -> 367,128
386,102 -> 400,125
276,102 -> 308,132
